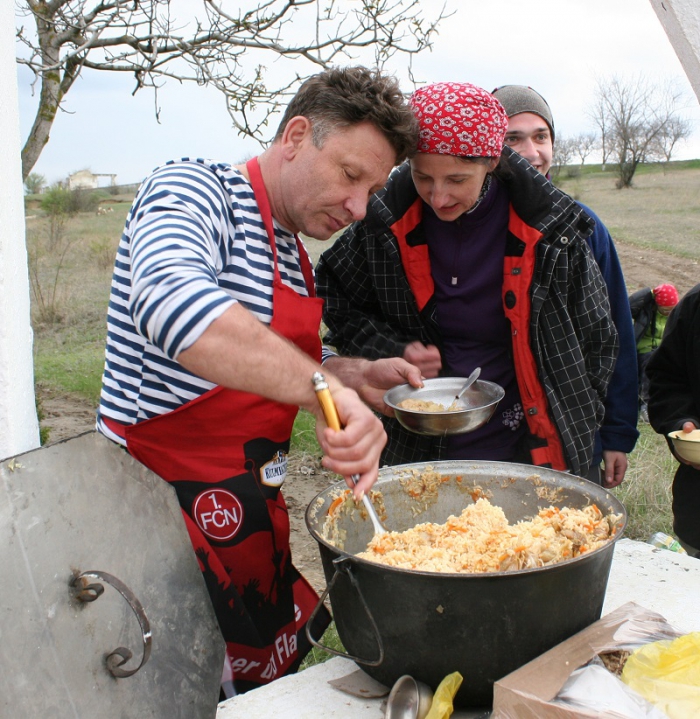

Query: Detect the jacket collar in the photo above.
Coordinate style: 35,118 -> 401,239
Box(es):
365,148 -> 595,244
499,147 -> 595,240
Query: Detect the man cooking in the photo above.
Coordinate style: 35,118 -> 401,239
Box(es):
96,66 -> 422,695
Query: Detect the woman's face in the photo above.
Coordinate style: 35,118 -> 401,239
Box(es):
410,153 -> 496,221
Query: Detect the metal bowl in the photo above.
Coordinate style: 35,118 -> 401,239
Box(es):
385,675 -> 434,719
668,429 -> 700,464
384,377 -> 505,436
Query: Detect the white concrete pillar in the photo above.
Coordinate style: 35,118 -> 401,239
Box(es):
0,1 -> 41,457
650,0 -> 700,103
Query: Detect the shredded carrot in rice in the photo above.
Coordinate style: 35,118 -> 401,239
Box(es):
328,496 -> 345,515
357,497 -> 621,573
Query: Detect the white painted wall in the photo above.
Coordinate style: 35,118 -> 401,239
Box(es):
650,0 -> 700,103
0,0 -> 40,458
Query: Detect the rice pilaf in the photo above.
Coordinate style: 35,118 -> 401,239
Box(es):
398,398 -> 460,412
357,497 -> 621,573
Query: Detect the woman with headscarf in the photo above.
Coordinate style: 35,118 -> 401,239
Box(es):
316,82 -> 618,477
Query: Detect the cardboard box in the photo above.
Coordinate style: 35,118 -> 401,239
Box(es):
491,601 -> 678,718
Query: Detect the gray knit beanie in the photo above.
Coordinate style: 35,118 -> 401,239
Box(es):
491,85 -> 555,141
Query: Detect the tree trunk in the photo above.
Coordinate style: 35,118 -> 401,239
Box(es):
21,73 -> 60,181
617,160 -> 637,188
21,10 -> 77,181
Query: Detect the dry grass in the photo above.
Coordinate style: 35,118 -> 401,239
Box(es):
28,199 -> 130,405
611,425 -> 676,541
558,166 -> 700,259
26,201 -> 129,325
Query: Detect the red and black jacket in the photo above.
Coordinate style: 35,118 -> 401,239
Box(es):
317,148 -> 618,475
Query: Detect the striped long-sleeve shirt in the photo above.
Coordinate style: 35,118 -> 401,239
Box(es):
97,158 -> 311,444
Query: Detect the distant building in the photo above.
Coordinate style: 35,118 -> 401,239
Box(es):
67,170 -> 117,190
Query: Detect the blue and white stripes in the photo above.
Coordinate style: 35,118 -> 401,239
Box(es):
97,158 -> 309,442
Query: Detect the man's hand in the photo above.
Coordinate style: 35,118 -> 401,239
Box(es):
314,386 -> 387,499
324,356 -> 424,416
674,421 -> 700,470
403,341 -> 442,378
601,450 -> 628,488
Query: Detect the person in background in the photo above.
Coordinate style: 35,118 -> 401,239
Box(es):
95,66 -> 424,695
491,85 -> 638,488
647,283 -> 700,558
317,82 -> 618,479
630,283 -> 680,422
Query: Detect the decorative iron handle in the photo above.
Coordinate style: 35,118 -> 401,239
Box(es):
71,570 -> 152,678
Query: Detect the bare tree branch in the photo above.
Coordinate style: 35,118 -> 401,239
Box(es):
571,132 -> 597,166
551,135 -> 576,179
591,75 -> 690,188
17,0 -> 450,179
652,115 -> 693,169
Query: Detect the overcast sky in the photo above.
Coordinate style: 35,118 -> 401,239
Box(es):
16,0 -> 700,186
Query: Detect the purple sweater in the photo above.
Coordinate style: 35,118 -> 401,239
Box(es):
424,179 -> 526,460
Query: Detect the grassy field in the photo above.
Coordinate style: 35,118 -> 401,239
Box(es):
28,195 -> 129,406
26,163 -> 695,545
552,160 -> 700,260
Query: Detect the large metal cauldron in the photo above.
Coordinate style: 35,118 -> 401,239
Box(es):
305,460 -> 627,709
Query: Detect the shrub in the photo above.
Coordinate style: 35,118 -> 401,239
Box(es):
41,185 -> 73,216
41,186 -> 106,215
67,188 -> 103,213
25,172 -> 46,195
89,237 -> 117,271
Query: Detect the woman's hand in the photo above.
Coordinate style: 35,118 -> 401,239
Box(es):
403,341 -> 442,378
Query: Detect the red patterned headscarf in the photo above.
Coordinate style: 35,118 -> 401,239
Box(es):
410,82 -> 508,157
653,283 -> 679,308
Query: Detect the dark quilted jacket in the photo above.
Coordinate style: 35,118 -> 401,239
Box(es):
317,148 -> 618,476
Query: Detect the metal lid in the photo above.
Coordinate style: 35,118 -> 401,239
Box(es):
0,431 -> 225,717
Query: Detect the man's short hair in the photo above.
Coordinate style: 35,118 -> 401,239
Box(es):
275,67 -> 418,165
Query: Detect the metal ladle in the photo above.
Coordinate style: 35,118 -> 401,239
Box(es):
312,372 -> 387,536
453,366 -> 481,405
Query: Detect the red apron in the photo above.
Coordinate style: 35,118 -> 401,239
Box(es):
104,157 -> 329,692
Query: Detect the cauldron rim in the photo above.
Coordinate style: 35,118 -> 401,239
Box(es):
305,459 -> 627,578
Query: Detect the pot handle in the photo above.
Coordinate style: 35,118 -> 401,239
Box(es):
305,556 -> 385,667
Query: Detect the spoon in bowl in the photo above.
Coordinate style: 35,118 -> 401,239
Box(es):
452,367 -> 481,407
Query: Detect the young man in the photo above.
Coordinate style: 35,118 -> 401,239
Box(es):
96,67 -> 422,694
647,283 -> 700,557
492,85 -> 639,489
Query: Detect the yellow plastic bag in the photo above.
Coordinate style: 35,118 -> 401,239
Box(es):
425,671 -> 463,719
621,632 -> 700,719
